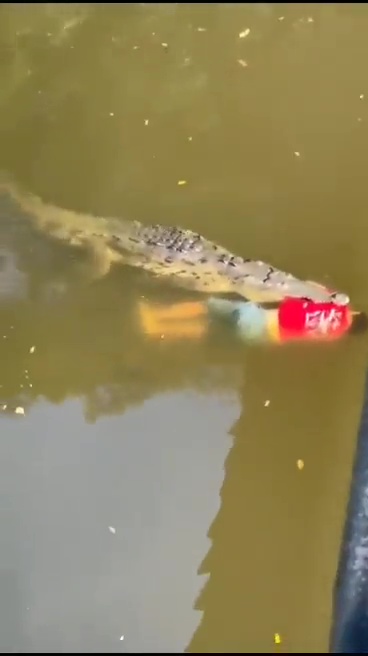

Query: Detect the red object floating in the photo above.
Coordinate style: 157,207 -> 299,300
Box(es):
278,298 -> 352,342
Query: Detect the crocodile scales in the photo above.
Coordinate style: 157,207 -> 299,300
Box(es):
0,176 -> 349,306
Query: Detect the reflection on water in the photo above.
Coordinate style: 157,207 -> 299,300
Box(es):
1,391 -> 235,652
0,229 -> 243,652
1,3 -> 368,652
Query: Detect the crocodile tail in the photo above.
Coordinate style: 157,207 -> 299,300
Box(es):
0,172 -> 106,239
0,172 -> 55,230
0,170 -> 21,202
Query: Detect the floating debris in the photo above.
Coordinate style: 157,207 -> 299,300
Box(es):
197,27 -> 207,32
177,180 -> 187,186
144,119 -> 149,126
274,633 -> 282,644
109,112 -> 114,117
108,526 -> 116,534
237,59 -> 248,68
264,399 -> 270,407
2,404 -> 7,410
133,45 -> 139,50
120,635 -> 124,641
188,136 -> 193,141
15,406 -> 25,416
239,28 -> 251,38
360,94 -> 365,100
29,346 -> 36,354
297,459 -> 304,470
294,151 -> 301,157
278,16 -> 285,21
161,42 -> 168,49
307,16 -> 314,23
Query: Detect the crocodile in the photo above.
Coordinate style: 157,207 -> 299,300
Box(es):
0,175 -> 349,306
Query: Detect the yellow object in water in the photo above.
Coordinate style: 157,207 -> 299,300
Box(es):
137,300 -> 207,340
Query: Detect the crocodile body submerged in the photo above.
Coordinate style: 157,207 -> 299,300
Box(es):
0,177 -> 349,306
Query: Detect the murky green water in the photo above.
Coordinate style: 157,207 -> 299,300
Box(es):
1,3 -> 368,652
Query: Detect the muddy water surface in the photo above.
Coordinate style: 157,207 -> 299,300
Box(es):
1,3 -> 368,652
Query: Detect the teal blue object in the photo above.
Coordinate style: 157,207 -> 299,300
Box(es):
207,297 -> 269,341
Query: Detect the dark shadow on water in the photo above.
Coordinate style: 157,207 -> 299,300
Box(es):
187,341 -> 367,653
